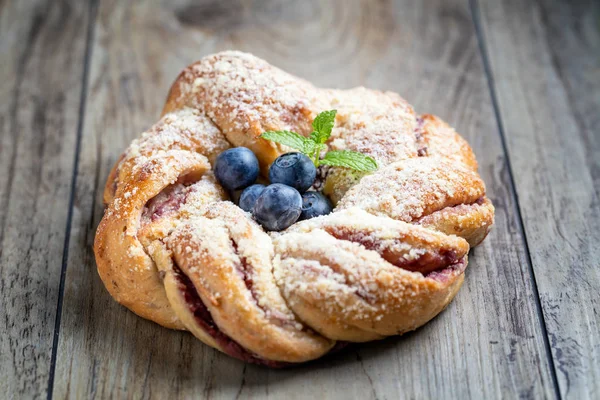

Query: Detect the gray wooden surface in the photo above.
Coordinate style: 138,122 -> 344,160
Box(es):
0,0 -> 92,396
475,0 -> 600,397
0,0 -> 597,399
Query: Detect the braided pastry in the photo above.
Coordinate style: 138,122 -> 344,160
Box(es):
94,51 -> 494,366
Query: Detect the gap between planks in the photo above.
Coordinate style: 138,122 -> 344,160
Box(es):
46,0 -> 100,399
468,0 -> 562,398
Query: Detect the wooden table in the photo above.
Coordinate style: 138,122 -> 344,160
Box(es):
1,0 -> 598,398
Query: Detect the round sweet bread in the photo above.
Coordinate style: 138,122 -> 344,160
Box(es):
94,51 -> 494,366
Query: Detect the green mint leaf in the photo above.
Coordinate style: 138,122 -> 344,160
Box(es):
303,140 -> 317,155
320,150 -> 378,172
261,130 -> 315,154
310,110 -> 337,144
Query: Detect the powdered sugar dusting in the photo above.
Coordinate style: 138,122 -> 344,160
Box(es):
273,229 -> 465,337
163,202 -> 332,357
171,51 -> 328,142
121,107 -> 230,173
283,208 -> 469,274
324,87 -> 418,165
336,157 -> 486,222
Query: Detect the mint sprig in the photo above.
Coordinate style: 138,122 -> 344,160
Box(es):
320,150 -> 378,172
260,130 -> 316,155
260,110 -> 378,172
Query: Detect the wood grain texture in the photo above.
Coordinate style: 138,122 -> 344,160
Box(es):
50,0 -> 556,398
476,0 -> 600,398
0,0 -> 91,397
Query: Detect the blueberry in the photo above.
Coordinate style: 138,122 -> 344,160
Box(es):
214,147 -> 259,191
253,184 -> 302,231
269,152 -> 316,193
299,192 -> 333,220
239,184 -> 266,212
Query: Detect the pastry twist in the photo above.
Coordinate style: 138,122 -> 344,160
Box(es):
95,51 -> 494,366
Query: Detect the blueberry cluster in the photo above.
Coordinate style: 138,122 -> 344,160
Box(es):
214,148 -> 333,231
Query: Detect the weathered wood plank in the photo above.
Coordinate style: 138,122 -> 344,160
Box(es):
0,0 -> 92,397
476,0 -> 600,398
53,0 -> 555,398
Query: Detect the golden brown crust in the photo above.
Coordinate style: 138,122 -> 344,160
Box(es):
94,150 -> 212,329
273,230 -> 466,341
160,202 -> 334,362
275,209 -> 469,341
336,158 -> 485,220
147,239 -> 222,348
103,108 -> 230,205
162,52 -> 328,173
323,88 -> 418,165
136,173 -> 227,248
417,114 -> 479,171
417,197 -> 495,247
335,158 -> 492,247
94,51 -> 494,365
